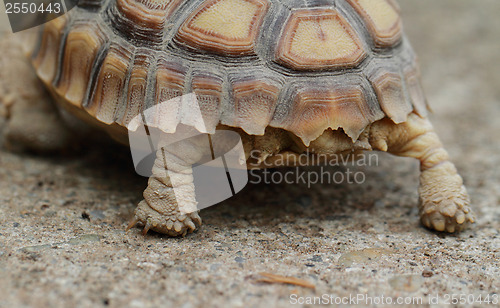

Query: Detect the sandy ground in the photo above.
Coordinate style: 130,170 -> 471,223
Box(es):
0,1 -> 498,307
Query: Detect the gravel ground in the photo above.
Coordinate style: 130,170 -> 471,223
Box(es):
0,1 -> 499,307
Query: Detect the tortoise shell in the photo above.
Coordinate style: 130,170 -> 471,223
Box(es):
29,0 -> 428,145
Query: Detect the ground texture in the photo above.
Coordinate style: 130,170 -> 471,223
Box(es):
0,1 -> 498,307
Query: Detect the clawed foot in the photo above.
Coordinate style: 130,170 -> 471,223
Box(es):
419,162 -> 475,233
126,200 -> 202,236
125,140 -> 206,237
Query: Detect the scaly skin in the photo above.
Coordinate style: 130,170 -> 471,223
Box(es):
128,135 -> 209,236
369,113 -> 475,232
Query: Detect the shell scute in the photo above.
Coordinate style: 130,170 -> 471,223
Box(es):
154,59 -> 186,108
32,16 -> 68,84
176,0 -> 269,56
109,0 -> 183,44
346,0 -> 402,48
404,63 -> 429,118
55,21 -> 107,107
189,72 -> 224,133
120,51 -> 155,127
86,44 -> 133,124
276,8 -> 366,71
226,76 -> 280,135
367,63 -> 412,124
271,77 -> 384,145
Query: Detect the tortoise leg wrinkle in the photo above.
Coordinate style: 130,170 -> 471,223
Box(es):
130,135 -> 207,236
370,113 -> 475,232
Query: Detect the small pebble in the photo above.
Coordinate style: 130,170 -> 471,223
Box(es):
21,244 -> 51,252
422,269 -> 434,277
81,212 -> 90,220
89,210 -> 106,220
67,234 -> 102,245
43,211 -> 56,217
389,275 -> 423,292
309,255 -> 322,262
338,248 -> 393,267
234,257 -> 245,263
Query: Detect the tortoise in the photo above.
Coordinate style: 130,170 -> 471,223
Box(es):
0,0 -> 475,236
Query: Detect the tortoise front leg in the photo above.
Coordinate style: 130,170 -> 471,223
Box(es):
2,94 -> 74,153
0,34 -> 73,153
370,113 -> 475,232
128,135 -> 207,236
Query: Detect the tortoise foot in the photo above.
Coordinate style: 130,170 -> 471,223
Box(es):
419,162 -> 475,233
128,200 -> 202,237
127,174 -> 202,237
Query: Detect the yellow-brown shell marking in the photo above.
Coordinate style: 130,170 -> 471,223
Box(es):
276,8 -> 366,70
271,81 -> 385,145
176,0 -> 269,55
228,78 -> 280,135
32,16 -> 67,84
56,22 -> 107,107
190,73 -> 224,132
87,45 -> 133,124
369,68 -> 412,124
151,60 -> 187,131
121,53 -> 152,126
111,0 -> 183,43
346,0 -> 402,48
